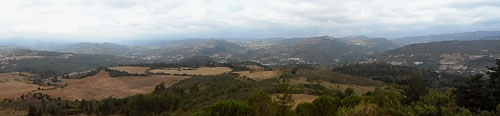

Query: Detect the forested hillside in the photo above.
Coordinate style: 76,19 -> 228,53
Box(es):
368,40 -> 500,74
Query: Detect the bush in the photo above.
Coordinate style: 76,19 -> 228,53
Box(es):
311,95 -> 341,116
295,102 -> 313,116
206,99 -> 252,116
342,95 -> 362,108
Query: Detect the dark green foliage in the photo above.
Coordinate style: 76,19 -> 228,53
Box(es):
333,63 -> 466,87
291,68 -> 298,75
126,91 -> 182,116
456,74 -> 496,111
298,84 -> 337,96
295,69 -> 384,86
311,95 -> 341,116
274,74 -> 295,116
105,68 -> 148,77
487,59 -> 500,106
295,102 -> 313,116
376,40 -> 500,73
404,77 -> 428,104
153,82 -> 166,95
28,104 -> 41,116
344,88 -> 355,97
342,95 -> 362,108
205,99 -> 252,116
168,74 -> 272,111
365,87 -> 405,115
247,91 -> 276,116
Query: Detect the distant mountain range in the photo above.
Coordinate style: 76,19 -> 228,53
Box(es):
393,31 -> 500,45
1,31 -> 500,74
0,50 -> 141,73
47,42 -> 151,56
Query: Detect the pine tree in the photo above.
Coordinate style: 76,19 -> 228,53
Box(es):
404,77 -> 427,104
274,74 -> 295,116
153,82 -> 166,95
247,90 -> 276,116
487,59 -> 500,106
311,95 -> 341,116
28,104 -> 40,116
456,74 -> 496,111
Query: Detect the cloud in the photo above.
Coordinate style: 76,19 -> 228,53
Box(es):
0,0 -> 499,41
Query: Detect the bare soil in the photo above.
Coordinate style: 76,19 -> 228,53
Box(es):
0,73 -> 41,100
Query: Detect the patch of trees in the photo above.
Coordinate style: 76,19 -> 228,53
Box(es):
61,69 -> 100,79
456,59 -> 500,112
333,63 -> 466,87
125,62 -> 254,71
104,68 -> 149,77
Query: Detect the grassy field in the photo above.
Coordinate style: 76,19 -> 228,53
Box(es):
108,66 -> 149,74
296,69 -> 385,86
272,94 -> 318,109
149,67 -> 232,75
42,71 -> 190,100
234,70 -> 280,80
0,73 -> 41,100
288,69 -> 385,94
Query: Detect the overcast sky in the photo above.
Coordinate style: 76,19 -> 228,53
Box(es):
0,0 -> 499,41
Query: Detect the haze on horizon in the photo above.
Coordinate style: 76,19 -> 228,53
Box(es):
0,0 -> 499,42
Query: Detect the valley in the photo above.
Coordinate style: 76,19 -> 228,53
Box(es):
1,31 -> 500,115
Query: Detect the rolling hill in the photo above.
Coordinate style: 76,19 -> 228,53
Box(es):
393,31 -> 500,45
366,40 -> 500,74
0,50 -> 141,74
47,42 -> 151,56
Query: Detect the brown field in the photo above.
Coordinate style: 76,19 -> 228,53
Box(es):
108,66 -> 149,74
234,70 -> 279,80
272,94 -> 318,109
0,109 -> 27,116
42,71 -> 190,100
149,67 -> 232,75
0,73 -> 41,100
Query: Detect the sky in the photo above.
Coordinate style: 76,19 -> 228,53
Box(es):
0,0 -> 499,41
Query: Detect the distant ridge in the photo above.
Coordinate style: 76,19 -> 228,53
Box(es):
393,31 -> 500,45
